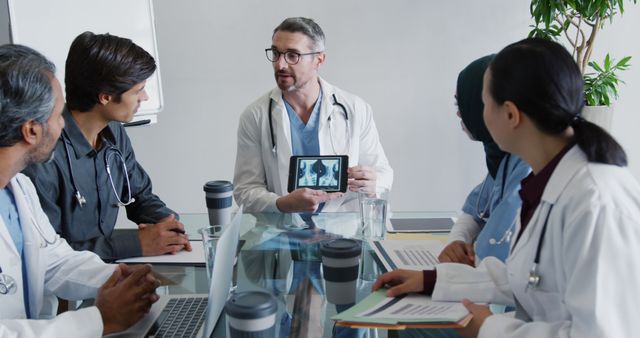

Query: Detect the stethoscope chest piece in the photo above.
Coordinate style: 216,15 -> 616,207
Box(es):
0,272 -> 17,295
527,263 -> 541,289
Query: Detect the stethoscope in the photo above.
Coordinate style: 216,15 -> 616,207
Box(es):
485,155 -> 515,246
526,205 -> 554,289
14,178 -> 61,248
268,93 -> 350,155
0,176 -> 68,295
0,179 -> 61,295
62,131 -> 135,208
0,266 -> 17,295
476,155 -> 510,225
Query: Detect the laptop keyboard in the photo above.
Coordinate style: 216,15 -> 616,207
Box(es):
150,296 -> 208,338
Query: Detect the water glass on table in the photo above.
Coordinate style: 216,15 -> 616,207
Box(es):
358,187 -> 389,240
199,225 -> 223,282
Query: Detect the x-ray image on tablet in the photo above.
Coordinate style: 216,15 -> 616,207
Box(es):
288,155 -> 349,193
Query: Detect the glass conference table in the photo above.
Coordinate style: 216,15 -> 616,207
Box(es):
151,211 -> 453,338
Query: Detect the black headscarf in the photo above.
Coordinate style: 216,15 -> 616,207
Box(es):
456,54 -> 506,178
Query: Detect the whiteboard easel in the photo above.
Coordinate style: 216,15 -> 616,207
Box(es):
8,0 -> 163,123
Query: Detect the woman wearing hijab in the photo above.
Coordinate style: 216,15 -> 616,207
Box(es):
375,38 -> 640,338
439,55 -> 531,266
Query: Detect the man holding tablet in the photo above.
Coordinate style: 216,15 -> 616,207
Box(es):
233,17 -> 393,213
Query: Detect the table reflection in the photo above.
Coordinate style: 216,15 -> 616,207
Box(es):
239,214 -> 364,337
164,211 -> 453,337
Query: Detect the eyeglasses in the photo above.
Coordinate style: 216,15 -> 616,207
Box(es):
265,48 -> 322,65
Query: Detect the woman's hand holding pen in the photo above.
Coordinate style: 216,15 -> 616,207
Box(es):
138,214 -> 192,256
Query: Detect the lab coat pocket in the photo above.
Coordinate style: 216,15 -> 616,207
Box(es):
527,288 -> 566,321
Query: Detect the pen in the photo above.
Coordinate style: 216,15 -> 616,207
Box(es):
123,119 -> 152,128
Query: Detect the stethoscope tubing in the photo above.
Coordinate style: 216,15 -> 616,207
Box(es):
476,154 -> 510,223
0,267 -> 17,295
268,93 -> 349,154
62,130 -> 135,208
524,204 -> 554,290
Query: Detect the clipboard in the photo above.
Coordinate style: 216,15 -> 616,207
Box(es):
332,289 -> 472,329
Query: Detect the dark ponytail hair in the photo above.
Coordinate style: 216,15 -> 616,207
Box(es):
489,38 -> 627,166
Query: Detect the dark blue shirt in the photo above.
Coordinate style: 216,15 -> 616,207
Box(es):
22,107 -> 176,261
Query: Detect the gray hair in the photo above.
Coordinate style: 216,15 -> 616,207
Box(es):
0,44 -> 56,147
273,17 -> 325,52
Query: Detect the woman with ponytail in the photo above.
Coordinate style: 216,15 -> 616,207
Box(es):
373,38 -> 640,338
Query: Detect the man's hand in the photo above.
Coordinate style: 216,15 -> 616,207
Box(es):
138,215 -> 191,256
372,269 -> 424,297
456,299 -> 492,338
119,264 -> 162,303
347,165 -> 377,192
96,264 -> 160,335
439,240 -> 475,266
276,188 -> 342,213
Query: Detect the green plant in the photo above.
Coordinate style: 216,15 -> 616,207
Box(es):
528,0 -> 637,106
584,54 -> 631,105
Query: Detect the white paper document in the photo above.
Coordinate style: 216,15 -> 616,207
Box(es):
116,240 -> 204,265
370,239 -> 444,272
356,294 -> 468,321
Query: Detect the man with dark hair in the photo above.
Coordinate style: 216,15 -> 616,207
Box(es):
234,17 -> 393,213
0,43 -> 159,337
23,31 -> 191,261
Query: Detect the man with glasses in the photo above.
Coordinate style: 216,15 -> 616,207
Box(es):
234,17 -> 393,213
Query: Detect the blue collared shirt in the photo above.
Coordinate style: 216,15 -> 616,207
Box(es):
0,187 -> 30,317
284,90 -> 323,156
0,188 -> 23,254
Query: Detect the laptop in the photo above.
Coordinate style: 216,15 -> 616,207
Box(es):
388,217 -> 455,233
107,207 -> 243,338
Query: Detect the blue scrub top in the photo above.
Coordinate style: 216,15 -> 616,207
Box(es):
284,90 -> 323,156
462,154 -> 531,261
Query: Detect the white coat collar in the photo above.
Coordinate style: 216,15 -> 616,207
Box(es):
267,77 -> 339,123
266,75 -> 341,158
0,183 -> 21,257
510,145 -> 584,259
540,145 -> 585,204
10,174 -> 46,318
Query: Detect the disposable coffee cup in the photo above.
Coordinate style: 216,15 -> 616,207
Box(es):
204,180 -> 233,226
320,239 -> 362,305
225,291 -> 277,338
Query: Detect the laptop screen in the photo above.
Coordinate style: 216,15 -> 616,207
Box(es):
202,206 -> 243,337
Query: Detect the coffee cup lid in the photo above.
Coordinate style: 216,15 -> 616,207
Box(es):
320,239 -> 361,259
225,291 -> 277,319
204,180 -> 233,193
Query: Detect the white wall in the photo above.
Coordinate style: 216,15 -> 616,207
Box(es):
124,0 -> 640,215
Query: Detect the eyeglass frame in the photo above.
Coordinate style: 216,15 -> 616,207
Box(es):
265,48 -> 323,65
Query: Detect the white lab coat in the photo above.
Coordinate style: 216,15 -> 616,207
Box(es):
233,78 -> 393,212
0,173 -> 115,338
431,146 -> 640,338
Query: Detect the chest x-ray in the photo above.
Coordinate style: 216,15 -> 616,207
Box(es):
288,155 -> 348,192
297,159 -> 339,189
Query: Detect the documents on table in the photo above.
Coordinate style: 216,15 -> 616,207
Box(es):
370,239 -> 444,272
116,240 -> 204,265
332,289 -> 472,329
